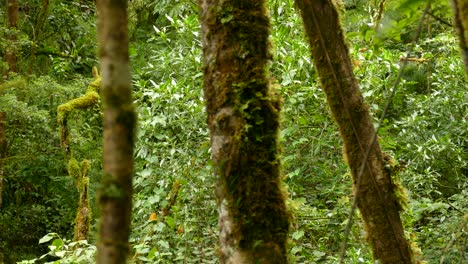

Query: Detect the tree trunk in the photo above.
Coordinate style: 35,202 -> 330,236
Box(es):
73,160 -> 91,241
5,0 -> 18,75
0,112 -> 6,209
57,67 -> 100,159
199,1 -> 290,263
57,67 -> 100,241
450,0 -> 468,77
96,0 -> 136,263
295,1 -> 414,263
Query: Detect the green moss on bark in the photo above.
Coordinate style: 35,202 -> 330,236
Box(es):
73,160 -> 91,241
57,67 -> 100,242
57,67 -> 101,157
67,158 -> 81,186
295,0 -> 417,262
200,1 -> 289,263
57,67 -> 100,122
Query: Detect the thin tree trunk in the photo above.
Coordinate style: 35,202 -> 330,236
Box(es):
73,160 -> 91,241
199,1 -> 290,263
295,1 -> 414,263
96,0 -> 136,263
0,112 -> 6,209
5,0 -> 18,75
450,0 -> 468,77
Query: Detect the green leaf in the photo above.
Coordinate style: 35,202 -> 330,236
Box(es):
291,245 -> 302,254
55,250 -> 66,258
166,216 -> 176,229
148,246 -> 159,259
158,240 -> 170,249
39,233 -> 57,244
292,230 -> 304,240
51,238 -> 64,248
312,250 -> 326,258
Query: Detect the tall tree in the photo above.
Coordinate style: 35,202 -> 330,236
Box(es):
5,0 -> 18,75
450,0 -> 468,77
96,0 -> 136,263
295,0 -> 414,263
199,1 -> 290,263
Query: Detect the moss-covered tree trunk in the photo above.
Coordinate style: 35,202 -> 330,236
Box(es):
199,1 -> 290,263
450,0 -> 468,77
57,67 -> 100,159
5,0 -> 18,75
295,1 -> 414,263
0,112 -> 6,209
75,160 -> 91,241
96,0 -> 136,263
57,67 -> 100,241
66,158 -> 91,241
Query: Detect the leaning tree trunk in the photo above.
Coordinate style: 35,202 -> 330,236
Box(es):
96,0 -> 136,263
450,0 -> 468,77
295,0 -> 414,263
5,0 -> 18,75
199,1 -> 290,263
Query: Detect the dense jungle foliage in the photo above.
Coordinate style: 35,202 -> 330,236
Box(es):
0,0 -> 466,263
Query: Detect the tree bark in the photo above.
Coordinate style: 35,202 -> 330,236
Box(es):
57,67 -> 100,159
199,1 -> 290,263
57,68 -> 100,241
66,159 -> 92,241
5,0 -> 18,75
450,0 -> 468,77
295,1 -> 413,263
96,0 -> 136,263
